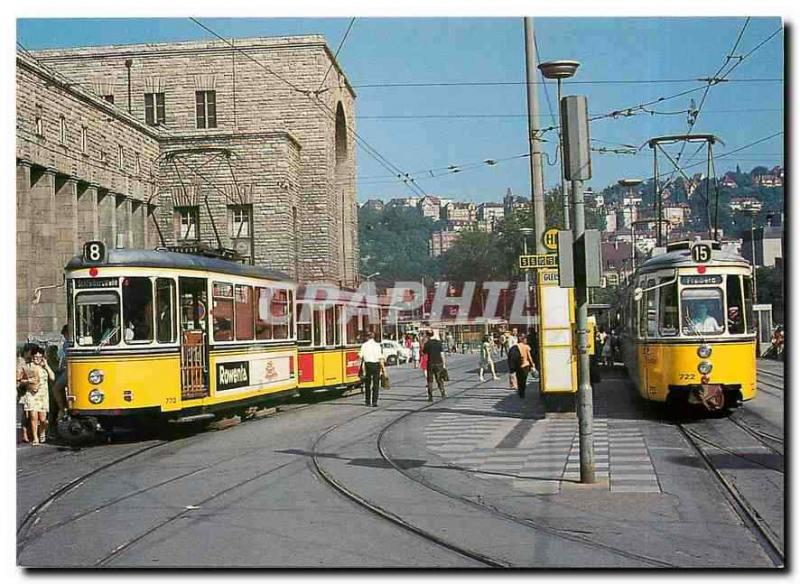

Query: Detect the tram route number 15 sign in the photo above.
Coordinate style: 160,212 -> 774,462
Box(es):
691,243 -> 712,263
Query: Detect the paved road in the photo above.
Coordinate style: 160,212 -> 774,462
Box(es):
16,355 -> 783,568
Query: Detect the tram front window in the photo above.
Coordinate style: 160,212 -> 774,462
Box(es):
75,292 -> 120,347
122,277 -> 153,342
681,288 -> 724,335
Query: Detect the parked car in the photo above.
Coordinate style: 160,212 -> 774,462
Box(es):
381,340 -> 410,365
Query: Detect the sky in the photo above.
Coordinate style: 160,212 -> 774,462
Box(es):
16,16 -> 784,204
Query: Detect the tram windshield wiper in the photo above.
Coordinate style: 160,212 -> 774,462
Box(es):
96,326 -> 119,353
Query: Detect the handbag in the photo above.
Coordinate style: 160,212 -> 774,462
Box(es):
380,372 -> 391,390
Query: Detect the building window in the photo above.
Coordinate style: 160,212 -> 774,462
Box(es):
59,116 -> 67,144
229,205 -> 251,238
195,90 -> 217,129
81,126 -> 88,154
175,206 -> 199,241
118,145 -> 124,170
102,95 -> 115,104
144,92 -> 165,126
35,106 -> 43,136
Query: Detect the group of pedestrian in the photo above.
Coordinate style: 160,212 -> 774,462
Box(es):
593,327 -> 619,367
16,325 -> 70,445
506,333 -> 536,398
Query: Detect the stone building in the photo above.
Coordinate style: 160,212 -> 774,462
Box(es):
16,35 -> 358,340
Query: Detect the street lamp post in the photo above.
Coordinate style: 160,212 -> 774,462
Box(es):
538,60 -> 580,230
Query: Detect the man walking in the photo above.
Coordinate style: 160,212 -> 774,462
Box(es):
359,332 -> 384,407
422,330 -> 447,402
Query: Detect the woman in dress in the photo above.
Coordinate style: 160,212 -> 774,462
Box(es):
19,346 -> 54,445
479,335 -> 499,382
419,332 -> 429,382
410,335 -> 421,369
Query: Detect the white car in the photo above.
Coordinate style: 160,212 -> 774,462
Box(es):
381,340 -> 410,365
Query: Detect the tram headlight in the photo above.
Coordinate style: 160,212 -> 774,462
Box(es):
88,389 -> 105,404
88,369 -> 104,385
697,361 -> 713,375
697,344 -> 712,359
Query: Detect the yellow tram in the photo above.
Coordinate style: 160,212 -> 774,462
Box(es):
62,243 -> 383,438
618,240 -> 757,411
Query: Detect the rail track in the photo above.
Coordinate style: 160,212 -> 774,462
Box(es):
677,423 -> 784,567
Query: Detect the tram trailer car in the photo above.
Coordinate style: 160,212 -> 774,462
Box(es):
618,240 -> 756,412
63,244 -> 303,439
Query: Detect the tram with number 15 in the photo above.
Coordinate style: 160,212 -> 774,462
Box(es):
618,240 -> 757,411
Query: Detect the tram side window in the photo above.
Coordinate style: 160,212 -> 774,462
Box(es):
345,309 -> 359,345
743,276 -> 755,333
235,285 -> 254,341
272,288 -> 290,340
296,303 -> 312,344
659,278 -> 678,336
155,278 -> 176,343
256,287 -> 273,340
726,275 -> 745,334
212,281 -> 234,342
313,307 -> 324,348
325,306 -> 335,346
122,277 -> 153,342
681,288 -> 724,335
75,292 -> 120,346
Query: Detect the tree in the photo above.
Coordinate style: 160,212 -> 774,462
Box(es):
440,229 -> 503,282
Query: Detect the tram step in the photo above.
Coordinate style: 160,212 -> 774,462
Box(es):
170,413 -> 216,424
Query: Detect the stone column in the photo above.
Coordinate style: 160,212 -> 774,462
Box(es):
54,175 -> 79,328
131,200 -> 146,249
97,188 -> 116,249
17,161 -> 32,341
115,194 -> 131,248
77,182 -> 100,245
27,166 -> 58,336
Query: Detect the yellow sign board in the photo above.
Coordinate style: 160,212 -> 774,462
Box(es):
543,228 -> 559,251
538,268 -> 560,285
519,254 -> 558,269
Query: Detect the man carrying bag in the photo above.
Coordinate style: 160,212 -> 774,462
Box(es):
422,331 -> 447,402
359,332 -> 384,407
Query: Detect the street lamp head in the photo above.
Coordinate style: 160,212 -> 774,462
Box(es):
538,60 -> 581,80
519,227 -> 534,235
618,178 -> 643,188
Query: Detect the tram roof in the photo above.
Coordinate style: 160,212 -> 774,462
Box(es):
65,248 -> 294,283
637,247 -> 749,272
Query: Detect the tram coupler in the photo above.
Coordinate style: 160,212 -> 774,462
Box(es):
57,414 -> 102,444
689,384 -> 725,411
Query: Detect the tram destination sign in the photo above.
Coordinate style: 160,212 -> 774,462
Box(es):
680,275 -> 722,286
74,277 -> 119,289
519,254 -> 558,269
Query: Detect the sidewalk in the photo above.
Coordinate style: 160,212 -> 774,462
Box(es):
385,357 -> 775,567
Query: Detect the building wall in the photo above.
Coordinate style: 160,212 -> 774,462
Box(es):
32,36 -> 358,286
16,56 -> 161,339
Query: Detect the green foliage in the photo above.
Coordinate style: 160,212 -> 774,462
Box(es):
756,265 -> 784,324
440,229 -> 504,282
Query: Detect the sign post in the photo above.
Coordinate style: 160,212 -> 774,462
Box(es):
561,94 -> 597,484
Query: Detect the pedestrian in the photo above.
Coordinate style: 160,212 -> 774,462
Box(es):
358,331 -> 384,407
445,331 -> 455,354
419,332 -> 429,381
16,343 -> 35,444
479,335 -> 499,382
507,339 -> 520,391
422,330 -> 447,402
410,335 -> 421,369
515,334 -> 534,398
19,345 -> 54,445
508,328 -> 519,350
50,324 -> 69,421
602,330 -> 614,366
595,327 -> 607,366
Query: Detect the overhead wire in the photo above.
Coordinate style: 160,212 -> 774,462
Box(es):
316,17 -> 356,93
189,17 -> 428,198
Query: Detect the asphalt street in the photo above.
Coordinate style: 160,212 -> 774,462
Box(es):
16,354 -> 784,568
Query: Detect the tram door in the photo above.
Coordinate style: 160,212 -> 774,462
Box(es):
639,278 -> 658,399
179,277 -> 209,400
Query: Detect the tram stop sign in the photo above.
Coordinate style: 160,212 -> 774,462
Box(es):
543,228 -> 559,252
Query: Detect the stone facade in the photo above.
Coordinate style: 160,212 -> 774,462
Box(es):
17,35 -> 358,341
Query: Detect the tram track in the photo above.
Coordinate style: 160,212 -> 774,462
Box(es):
676,423 -> 784,567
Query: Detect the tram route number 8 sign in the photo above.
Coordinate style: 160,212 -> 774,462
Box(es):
691,243 -> 712,263
83,240 -> 106,264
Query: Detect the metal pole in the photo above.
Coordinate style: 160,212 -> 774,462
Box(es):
523,236 -> 531,331
524,18 -> 547,255
653,148 -> 662,247
572,178 -> 595,484
558,78 -> 570,230
751,215 -> 759,303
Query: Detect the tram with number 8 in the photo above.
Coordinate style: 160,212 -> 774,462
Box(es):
61,242 -> 382,440
618,240 -> 757,411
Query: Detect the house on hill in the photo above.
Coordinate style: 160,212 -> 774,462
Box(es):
417,195 -> 442,220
